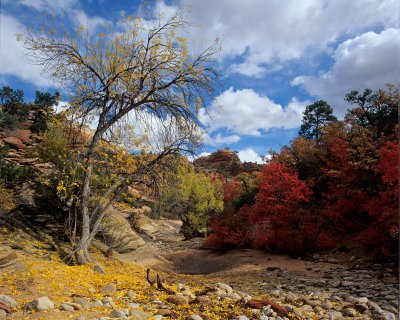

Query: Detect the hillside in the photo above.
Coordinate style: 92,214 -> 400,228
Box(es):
194,148 -> 262,176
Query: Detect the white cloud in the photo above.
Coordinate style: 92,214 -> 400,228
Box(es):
292,28 -> 399,115
158,0 -> 396,76
18,0 -> 78,13
238,148 -> 265,164
0,14 -> 53,86
203,133 -> 241,146
72,9 -> 110,34
199,87 -> 309,136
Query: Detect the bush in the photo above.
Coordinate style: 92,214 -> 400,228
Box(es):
0,111 -> 18,129
0,180 -> 16,216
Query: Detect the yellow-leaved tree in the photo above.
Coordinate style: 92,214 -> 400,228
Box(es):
20,12 -> 219,264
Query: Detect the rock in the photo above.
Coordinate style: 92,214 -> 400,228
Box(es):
186,315 -> 203,320
215,283 -> 233,295
24,296 -> 54,311
166,294 -> 188,305
9,129 -> 31,143
102,297 -> 113,304
3,137 -> 25,149
0,303 -> 11,314
343,307 -> 358,317
237,316 -> 249,320
93,299 -> 103,307
246,299 -> 288,317
383,312 -> 396,320
75,316 -> 86,320
60,303 -> 75,311
326,311 -> 343,319
101,283 -> 117,294
153,316 -> 163,320
128,303 -> 140,308
128,309 -> 151,319
341,280 -> 355,287
285,292 -> 297,303
321,301 -> 333,310
94,265 -> 106,274
0,295 -> 17,308
305,299 -> 320,307
109,309 -> 127,318
181,288 -> 196,300
126,291 -> 137,299
0,309 -> 6,319
64,302 -> 82,310
72,297 -> 90,309
156,309 -> 173,316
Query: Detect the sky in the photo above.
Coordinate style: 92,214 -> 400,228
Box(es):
0,0 -> 398,163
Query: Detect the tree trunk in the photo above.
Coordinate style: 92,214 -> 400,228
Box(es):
74,129 -> 102,264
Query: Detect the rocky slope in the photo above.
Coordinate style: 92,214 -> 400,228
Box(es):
194,148 -> 261,176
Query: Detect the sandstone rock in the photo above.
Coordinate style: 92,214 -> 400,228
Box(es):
102,297 -> 113,304
101,283 -> 117,294
186,315 -> 203,320
93,299 -> 103,307
128,309 -> 151,319
3,137 -> 25,149
156,309 -> 173,316
126,291 -> 137,299
0,310 -> 6,319
215,283 -> 233,295
60,303 -> 74,311
326,310 -> 343,319
9,129 -> 31,143
72,297 -> 90,309
109,309 -> 127,318
343,307 -> 358,317
64,302 -> 82,310
0,295 -> 17,308
166,294 -> 188,305
24,296 -> 54,311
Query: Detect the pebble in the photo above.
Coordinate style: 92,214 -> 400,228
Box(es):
109,309 -> 126,318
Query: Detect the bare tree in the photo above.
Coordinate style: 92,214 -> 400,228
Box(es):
20,12 -> 219,264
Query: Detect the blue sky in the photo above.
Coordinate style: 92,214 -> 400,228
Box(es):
0,0 -> 398,162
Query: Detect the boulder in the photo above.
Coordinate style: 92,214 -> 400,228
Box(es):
186,315 -> 203,320
24,296 -> 54,311
72,297 -> 90,309
109,309 -> 127,318
101,283 -> 117,294
60,303 -> 74,311
0,295 -> 17,308
166,294 -> 189,305
128,310 -> 152,319
9,129 -> 31,143
215,283 -> 233,295
3,137 -> 25,149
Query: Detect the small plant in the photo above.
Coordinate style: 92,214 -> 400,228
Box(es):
0,111 -> 18,129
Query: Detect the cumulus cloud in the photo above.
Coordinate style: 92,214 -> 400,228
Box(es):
292,28 -> 399,115
0,14 -> 53,86
203,133 -> 241,146
238,148 -> 265,164
199,87 -> 309,136
156,0 -> 396,76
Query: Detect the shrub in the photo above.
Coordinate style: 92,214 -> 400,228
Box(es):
0,180 -> 16,216
0,111 -> 18,129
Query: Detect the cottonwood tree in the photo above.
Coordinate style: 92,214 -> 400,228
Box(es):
20,13 -> 219,264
